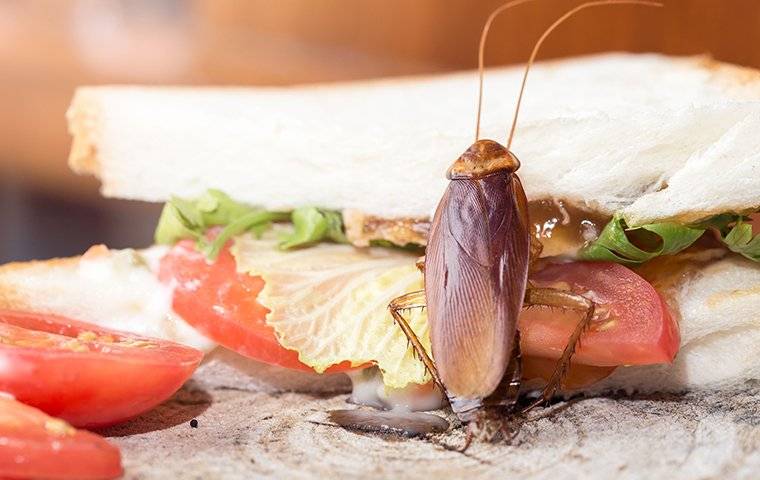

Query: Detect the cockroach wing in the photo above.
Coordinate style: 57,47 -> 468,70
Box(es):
425,172 -> 531,401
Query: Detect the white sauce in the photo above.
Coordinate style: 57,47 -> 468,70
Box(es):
347,368 -> 444,412
76,247 -> 216,350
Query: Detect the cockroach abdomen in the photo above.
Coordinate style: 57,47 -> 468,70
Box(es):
425,160 -> 530,415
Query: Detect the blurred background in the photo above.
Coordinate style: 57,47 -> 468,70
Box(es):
2,0 -> 759,262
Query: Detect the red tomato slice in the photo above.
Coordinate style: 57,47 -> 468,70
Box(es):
159,240 -> 355,372
0,310 -> 203,428
0,397 -> 122,480
520,262 -> 679,367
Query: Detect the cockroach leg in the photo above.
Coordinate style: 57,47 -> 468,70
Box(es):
388,291 -> 445,392
521,287 -> 596,411
460,428 -> 474,453
503,331 -> 523,406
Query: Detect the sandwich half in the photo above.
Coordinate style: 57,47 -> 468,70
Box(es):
3,53 -> 760,406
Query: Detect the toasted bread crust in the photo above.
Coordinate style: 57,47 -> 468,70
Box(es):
67,89 -> 101,178
0,256 -> 79,311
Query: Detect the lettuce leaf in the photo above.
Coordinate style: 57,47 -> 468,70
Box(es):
579,214 -> 705,265
279,207 -> 348,250
581,212 -> 760,265
232,234 -> 429,387
719,219 -> 760,261
157,190 -> 758,265
154,190 -> 288,260
154,191 -> 349,259
204,210 -> 289,260
155,190 -> 250,244
369,239 -> 425,253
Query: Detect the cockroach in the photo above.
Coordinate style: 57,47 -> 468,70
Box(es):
387,0 -> 664,448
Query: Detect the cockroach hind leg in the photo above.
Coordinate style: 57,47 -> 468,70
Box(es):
522,287 -> 597,412
458,427 -> 475,453
388,290 -> 445,392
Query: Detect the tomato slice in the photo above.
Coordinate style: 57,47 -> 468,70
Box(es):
0,310 -> 203,428
0,397 -> 122,480
520,261 -> 679,366
159,240 -> 355,372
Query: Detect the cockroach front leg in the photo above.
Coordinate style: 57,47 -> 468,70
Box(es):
521,287 -> 597,411
388,291 -> 445,392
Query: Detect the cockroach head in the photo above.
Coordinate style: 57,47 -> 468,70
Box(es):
447,139 -> 520,180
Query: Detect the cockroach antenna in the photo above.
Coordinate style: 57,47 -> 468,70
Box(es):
474,0 -> 541,142
473,0 -> 664,148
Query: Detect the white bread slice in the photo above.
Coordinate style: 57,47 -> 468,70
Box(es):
68,53 -> 760,224
2,249 -> 758,393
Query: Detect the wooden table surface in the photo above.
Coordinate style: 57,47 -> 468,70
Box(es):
102,350 -> 760,479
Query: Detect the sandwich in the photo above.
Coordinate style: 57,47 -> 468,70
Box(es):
2,52 -> 759,425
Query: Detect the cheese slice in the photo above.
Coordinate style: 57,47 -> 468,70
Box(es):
231,234 -> 430,388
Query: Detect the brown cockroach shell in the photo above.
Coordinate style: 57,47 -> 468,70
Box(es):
447,139 -> 520,180
425,141 -> 531,407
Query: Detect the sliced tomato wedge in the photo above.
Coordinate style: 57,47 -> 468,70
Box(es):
0,397 -> 122,480
159,240 -> 355,372
0,310 -> 203,428
520,261 -> 679,367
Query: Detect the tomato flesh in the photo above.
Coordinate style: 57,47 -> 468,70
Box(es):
0,310 -> 203,428
520,261 -> 679,367
159,240 -> 355,372
0,397 -> 122,480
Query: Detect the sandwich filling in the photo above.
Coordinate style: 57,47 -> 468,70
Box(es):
152,190 -> 759,391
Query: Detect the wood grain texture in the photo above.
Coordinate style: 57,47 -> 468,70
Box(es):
101,362 -> 760,480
